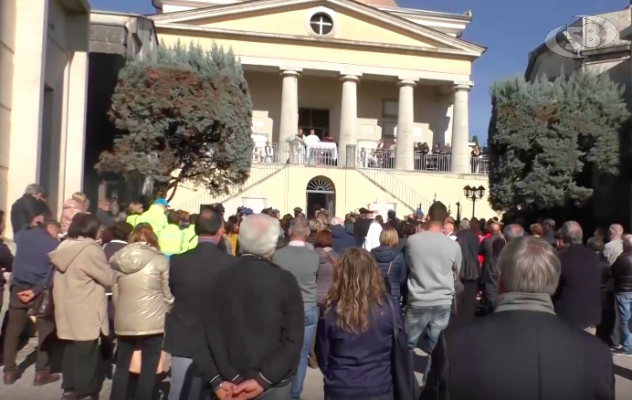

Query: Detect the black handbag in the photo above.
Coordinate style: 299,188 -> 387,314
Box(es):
28,268 -> 55,319
386,296 -> 420,400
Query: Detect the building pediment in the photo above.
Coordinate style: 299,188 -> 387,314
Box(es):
151,0 -> 484,57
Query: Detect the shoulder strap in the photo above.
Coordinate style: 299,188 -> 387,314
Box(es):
323,250 -> 336,266
387,261 -> 393,276
385,295 -> 399,344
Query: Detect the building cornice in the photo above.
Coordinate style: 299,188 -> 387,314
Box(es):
151,0 -> 485,55
155,22 -> 483,59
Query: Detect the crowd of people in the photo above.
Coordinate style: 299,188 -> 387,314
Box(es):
0,183 -> 628,400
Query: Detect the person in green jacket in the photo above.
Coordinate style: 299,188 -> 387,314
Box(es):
137,198 -> 169,235
158,211 -> 187,257
125,202 -> 144,228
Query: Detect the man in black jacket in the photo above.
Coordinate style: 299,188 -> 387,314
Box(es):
195,214 -> 304,400
167,211 -> 235,400
553,221 -> 602,333
421,236 -> 615,400
10,184 -> 49,236
353,208 -> 373,247
612,234 -> 632,357
454,220 -> 481,326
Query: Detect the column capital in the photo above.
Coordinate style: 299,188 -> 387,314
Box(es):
453,80 -> 474,92
397,78 -> 417,87
340,73 -> 361,82
280,68 -> 302,77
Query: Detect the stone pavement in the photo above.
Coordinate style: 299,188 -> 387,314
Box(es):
1,339 -> 632,400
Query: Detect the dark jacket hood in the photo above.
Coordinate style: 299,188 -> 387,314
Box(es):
371,245 -> 400,263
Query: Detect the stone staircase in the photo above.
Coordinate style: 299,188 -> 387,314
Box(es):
357,168 -> 433,213
170,163 -> 287,212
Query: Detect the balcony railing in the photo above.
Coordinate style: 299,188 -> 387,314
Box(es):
253,143 -> 489,174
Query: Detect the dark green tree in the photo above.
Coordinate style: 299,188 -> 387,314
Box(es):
96,41 -> 254,200
488,72 -> 628,213
471,135 -> 479,146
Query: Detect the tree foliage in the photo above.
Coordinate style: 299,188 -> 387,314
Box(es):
488,72 -> 628,212
96,41 -> 254,199
471,135 -> 479,146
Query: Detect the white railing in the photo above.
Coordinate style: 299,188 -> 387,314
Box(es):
171,164 -> 286,212
357,167 -> 433,213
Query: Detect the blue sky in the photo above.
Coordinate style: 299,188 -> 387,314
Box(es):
90,0 -> 629,143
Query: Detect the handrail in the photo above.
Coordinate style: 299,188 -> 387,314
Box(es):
357,167 -> 433,213
171,164 -> 286,212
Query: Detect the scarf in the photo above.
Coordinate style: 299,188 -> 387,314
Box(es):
495,292 -> 555,315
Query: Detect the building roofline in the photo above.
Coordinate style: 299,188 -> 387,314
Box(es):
382,6 -> 472,22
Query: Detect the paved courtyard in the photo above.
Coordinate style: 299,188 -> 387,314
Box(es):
1,337 -> 632,400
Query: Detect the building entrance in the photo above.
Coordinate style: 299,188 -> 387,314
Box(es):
306,176 -> 335,218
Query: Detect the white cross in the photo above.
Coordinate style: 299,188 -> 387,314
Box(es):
311,15 -> 332,35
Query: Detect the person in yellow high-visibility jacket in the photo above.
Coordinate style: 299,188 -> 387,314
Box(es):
125,202 -> 144,228
137,199 -> 169,235
158,211 -> 187,258
182,214 -> 199,251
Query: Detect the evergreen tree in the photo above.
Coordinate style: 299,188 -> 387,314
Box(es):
488,72 -> 628,213
96,41 -> 254,199
471,135 -> 479,146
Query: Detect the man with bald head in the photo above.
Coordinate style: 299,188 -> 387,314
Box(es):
604,224 -> 624,265
553,221 -> 602,333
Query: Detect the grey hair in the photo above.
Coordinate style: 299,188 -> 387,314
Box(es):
498,236 -> 561,295
238,214 -> 281,258
560,221 -> 582,245
330,217 -> 343,226
25,184 -> 45,196
503,224 -> 524,242
291,216 -> 311,238
459,220 -> 470,230
623,234 -> 632,251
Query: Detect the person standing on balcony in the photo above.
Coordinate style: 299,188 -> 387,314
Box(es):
471,145 -> 481,174
264,141 -> 274,163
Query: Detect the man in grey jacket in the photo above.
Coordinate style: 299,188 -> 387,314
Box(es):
405,201 -> 462,384
272,216 -> 320,400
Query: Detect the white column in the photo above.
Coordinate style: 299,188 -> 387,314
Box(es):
59,13 -> 90,209
395,79 -> 416,171
278,69 -> 301,150
6,0 -> 49,237
338,74 -> 360,167
451,81 -> 473,174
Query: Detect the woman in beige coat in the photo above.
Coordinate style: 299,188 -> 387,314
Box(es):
109,224 -> 174,400
49,214 -> 116,400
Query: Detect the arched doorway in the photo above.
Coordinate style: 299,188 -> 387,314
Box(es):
306,176 -> 336,218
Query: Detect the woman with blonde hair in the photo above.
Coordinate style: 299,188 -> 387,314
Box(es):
370,226 -> 406,304
126,202 -> 144,227
316,248 -> 402,400
109,225 -> 173,400
60,192 -> 89,234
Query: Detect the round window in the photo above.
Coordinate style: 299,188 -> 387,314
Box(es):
309,12 -> 334,36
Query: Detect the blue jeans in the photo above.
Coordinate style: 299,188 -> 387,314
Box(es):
291,305 -> 319,399
405,304 -> 451,383
617,293 -> 632,354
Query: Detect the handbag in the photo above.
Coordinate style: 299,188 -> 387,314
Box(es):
28,268 -> 55,319
385,296 -> 420,400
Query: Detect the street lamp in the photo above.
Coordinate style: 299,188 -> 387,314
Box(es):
463,185 -> 485,218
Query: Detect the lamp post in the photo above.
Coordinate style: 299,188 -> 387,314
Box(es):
463,185 -> 485,219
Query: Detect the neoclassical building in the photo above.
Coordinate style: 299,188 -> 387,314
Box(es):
0,0 -> 90,236
152,0 -> 493,218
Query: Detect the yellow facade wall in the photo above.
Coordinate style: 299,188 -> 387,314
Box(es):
191,5 -> 439,48
170,165 -> 495,219
0,0 -> 16,212
158,32 -> 472,75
